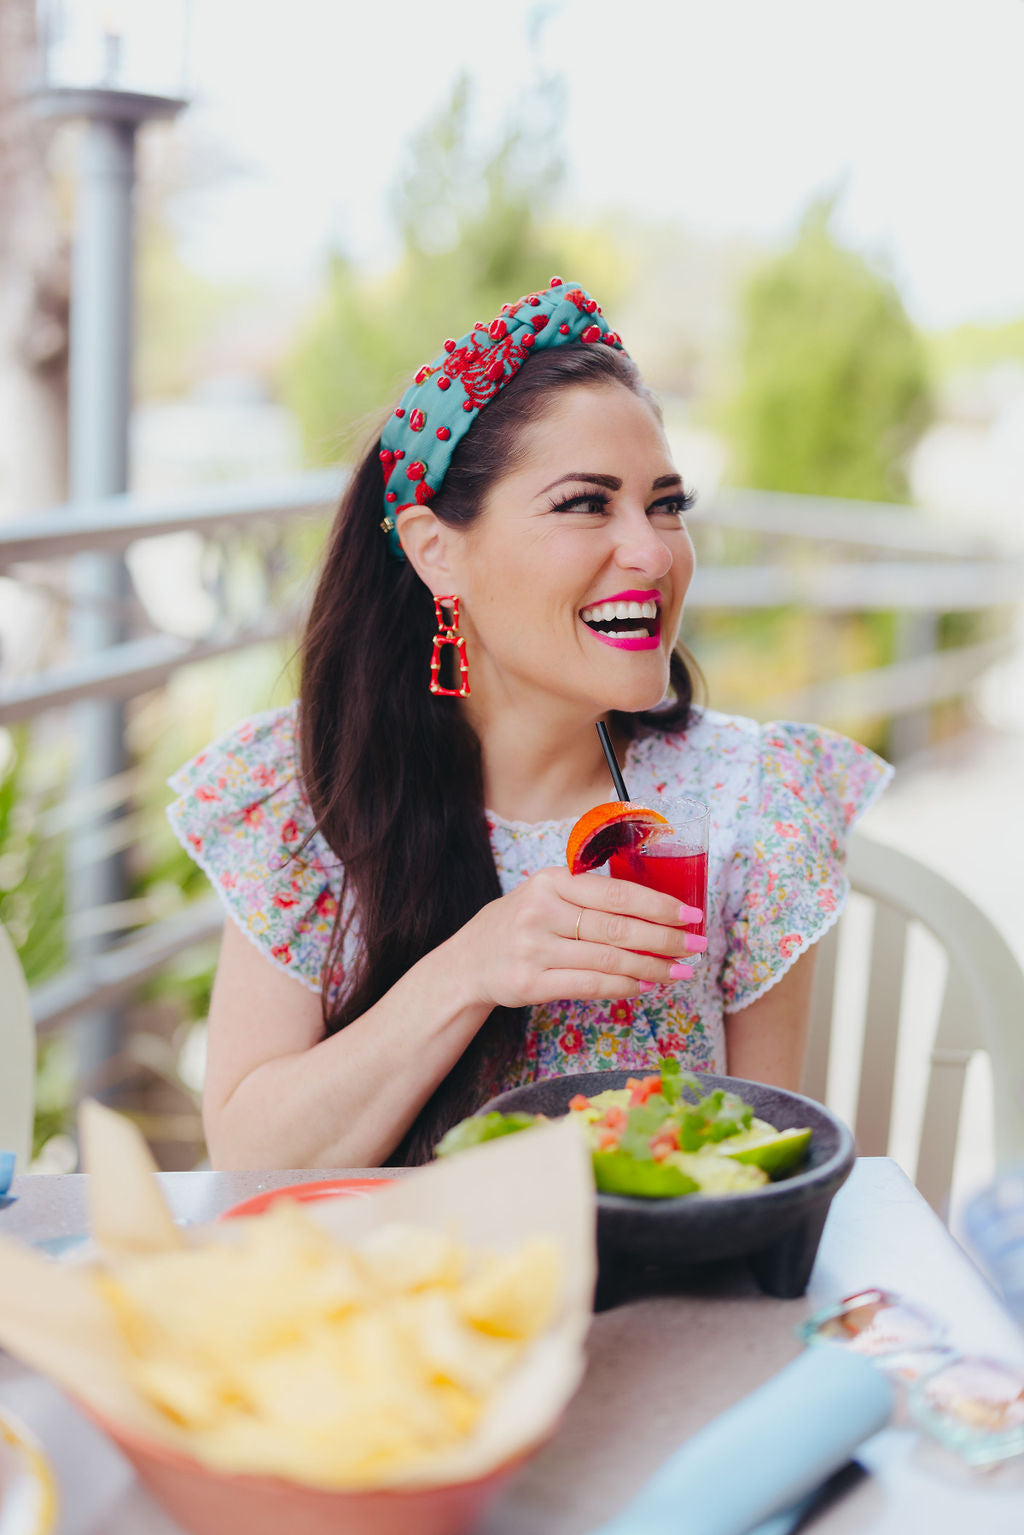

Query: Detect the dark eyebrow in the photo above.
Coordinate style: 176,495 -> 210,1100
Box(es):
538,471 -> 684,496
539,472 -> 622,495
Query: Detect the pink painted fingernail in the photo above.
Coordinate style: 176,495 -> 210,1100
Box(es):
684,934 -> 707,954
669,962 -> 694,980
638,981 -> 659,992
679,904 -> 703,923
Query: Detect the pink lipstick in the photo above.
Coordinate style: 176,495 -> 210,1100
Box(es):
579,588 -> 662,651
588,620 -> 661,651
587,588 -> 660,605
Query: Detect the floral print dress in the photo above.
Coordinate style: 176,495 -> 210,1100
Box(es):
167,703 -> 892,1090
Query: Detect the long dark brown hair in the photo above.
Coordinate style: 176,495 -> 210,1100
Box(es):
299,344 -> 700,1163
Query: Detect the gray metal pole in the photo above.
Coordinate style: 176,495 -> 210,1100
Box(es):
27,85 -> 186,1103
67,112 -> 138,1084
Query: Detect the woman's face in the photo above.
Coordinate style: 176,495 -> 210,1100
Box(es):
447,383 -> 695,720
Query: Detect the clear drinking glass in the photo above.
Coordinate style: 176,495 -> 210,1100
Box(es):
797,1286 -> 1024,1466
606,796 -> 709,958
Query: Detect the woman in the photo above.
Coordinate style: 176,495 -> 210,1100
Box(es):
168,279 -> 891,1169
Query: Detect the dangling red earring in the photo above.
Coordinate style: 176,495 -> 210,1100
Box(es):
429,595 -> 470,697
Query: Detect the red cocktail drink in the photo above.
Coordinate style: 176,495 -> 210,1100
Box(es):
607,796 -> 709,960
608,844 -> 708,945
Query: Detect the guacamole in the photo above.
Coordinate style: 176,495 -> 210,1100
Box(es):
435,1061 -> 812,1199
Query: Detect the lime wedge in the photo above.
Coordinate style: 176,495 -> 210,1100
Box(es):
435,1111 -> 540,1157
668,1152 -> 768,1192
592,1150 -> 699,1198
717,1126 -> 812,1178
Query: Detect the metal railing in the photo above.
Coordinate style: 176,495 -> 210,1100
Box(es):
1,471 -> 1020,1033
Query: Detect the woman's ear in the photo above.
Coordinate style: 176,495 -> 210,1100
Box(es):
396,505 -> 457,593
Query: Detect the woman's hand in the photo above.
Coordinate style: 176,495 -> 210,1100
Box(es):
454,866 -> 706,1010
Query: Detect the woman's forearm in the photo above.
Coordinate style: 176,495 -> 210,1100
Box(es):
203,854 -> 695,1168
204,930 -> 491,1169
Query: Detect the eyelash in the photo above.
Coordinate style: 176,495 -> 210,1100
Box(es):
546,488 -> 696,518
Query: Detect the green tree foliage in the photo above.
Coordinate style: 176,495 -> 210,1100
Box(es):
927,316 -> 1024,378
728,198 -> 932,502
281,70 -> 572,464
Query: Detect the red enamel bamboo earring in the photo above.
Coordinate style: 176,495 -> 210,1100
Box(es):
429,595 -> 470,697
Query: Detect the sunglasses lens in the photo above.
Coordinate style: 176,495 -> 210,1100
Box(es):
797,1289 -> 945,1359
909,1356 -> 1024,1466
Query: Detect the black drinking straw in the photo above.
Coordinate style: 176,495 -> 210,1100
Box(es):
596,721 -> 630,802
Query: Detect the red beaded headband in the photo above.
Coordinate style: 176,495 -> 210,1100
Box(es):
378,277 -> 624,557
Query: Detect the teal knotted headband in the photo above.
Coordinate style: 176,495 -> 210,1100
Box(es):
378,278 -> 624,558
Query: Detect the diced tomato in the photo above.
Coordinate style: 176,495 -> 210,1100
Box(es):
568,1094 -> 590,1112
650,1124 -> 681,1161
627,1074 -> 663,1107
599,1105 -> 627,1131
597,1128 -> 621,1151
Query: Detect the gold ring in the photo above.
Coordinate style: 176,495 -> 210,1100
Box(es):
575,908 -> 584,941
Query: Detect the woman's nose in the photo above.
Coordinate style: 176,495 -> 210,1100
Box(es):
614,517 -> 674,579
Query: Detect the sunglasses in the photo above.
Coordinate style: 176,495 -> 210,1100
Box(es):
796,1288 -> 1024,1468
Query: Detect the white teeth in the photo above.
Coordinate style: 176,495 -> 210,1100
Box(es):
580,598 -> 660,623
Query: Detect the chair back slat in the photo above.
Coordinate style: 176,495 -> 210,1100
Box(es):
828,831 -> 1024,1219
802,921 -> 839,1102
853,904 -> 908,1156
847,832 -> 1024,1174
914,969 -> 978,1213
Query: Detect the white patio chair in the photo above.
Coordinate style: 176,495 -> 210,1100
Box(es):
802,829 -> 1024,1215
0,920 -> 34,1170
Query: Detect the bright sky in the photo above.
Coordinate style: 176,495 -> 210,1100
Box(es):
171,0 -> 1024,331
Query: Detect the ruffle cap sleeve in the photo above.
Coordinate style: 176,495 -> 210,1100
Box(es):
721,721 -> 893,1012
166,703 -> 353,1002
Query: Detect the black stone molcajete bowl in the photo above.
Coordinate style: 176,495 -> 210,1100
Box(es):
482,1071 -> 855,1305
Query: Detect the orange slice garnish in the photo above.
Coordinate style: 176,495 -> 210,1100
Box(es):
566,802 -> 671,874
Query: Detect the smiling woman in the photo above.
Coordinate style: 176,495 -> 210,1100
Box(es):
166,279 -> 893,1171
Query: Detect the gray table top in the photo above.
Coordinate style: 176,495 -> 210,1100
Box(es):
2,1157 -> 1023,1534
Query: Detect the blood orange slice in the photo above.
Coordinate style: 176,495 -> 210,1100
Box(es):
566,802 -> 670,874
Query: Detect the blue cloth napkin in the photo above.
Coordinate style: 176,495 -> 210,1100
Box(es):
745,1460 -> 867,1535
589,1346 -> 892,1535
0,1151 -> 15,1196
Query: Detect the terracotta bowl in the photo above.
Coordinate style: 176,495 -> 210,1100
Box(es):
219,1177 -> 394,1221
482,1071 -> 855,1303
85,1174 -> 540,1534
87,1410 -> 530,1535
